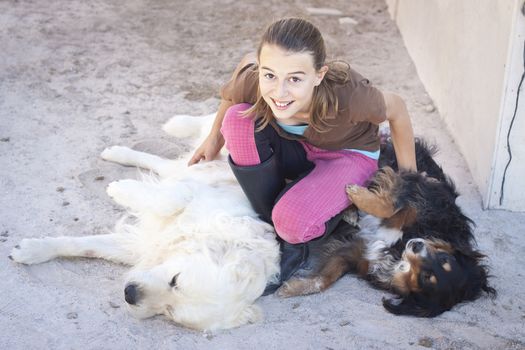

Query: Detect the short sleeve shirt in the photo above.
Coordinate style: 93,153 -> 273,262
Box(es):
220,59 -> 387,151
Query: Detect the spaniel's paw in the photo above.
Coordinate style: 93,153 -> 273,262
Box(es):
346,184 -> 372,207
10,238 -> 57,265
276,277 -> 321,298
345,184 -> 366,197
275,281 -> 295,298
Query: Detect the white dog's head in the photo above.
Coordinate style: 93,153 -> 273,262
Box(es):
123,236 -> 278,331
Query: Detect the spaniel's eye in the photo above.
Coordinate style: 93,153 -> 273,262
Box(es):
422,271 -> 437,284
422,272 -> 432,282
438,253 -> 454,272
437,252 -> 450,264
169,274 -> 180,288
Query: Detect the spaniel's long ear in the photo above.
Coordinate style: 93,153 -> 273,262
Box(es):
455,250 -> 497,301
382,296 -> 448,318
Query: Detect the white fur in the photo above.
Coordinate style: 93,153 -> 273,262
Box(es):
162,113 -> 215,140
357,215 -> 401,244
11,114 -> 280,331
356,215 -> 405,285
374,226 -> 403,246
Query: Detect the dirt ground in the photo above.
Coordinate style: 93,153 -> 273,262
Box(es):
1,0 -> 525,349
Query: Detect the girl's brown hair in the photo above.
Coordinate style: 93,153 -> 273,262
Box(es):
247,18 -> 350,132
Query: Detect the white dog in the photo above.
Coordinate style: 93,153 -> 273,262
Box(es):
10,114 -> 280,331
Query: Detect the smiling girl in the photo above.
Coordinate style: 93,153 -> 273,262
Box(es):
189,18 -> 416,292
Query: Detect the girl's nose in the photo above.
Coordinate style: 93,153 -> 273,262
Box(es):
275,82 -> 289,98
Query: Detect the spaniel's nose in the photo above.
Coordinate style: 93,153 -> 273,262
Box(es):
124,284 -> 138,305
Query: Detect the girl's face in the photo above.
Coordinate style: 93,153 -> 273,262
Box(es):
258,44 -> 327,124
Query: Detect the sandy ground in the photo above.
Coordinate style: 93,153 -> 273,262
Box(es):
1,0 -> 525,349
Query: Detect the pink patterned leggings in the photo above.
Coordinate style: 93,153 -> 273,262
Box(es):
221,103 -> 378,244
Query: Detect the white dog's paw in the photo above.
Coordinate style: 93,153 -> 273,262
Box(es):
162,114 -> 215,139
106,180 -> 143,208
162,115 -> 200,138
9,238 -> 57,265
101,146 -> 134,164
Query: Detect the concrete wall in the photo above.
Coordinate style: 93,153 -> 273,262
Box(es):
386,0 -> 525,211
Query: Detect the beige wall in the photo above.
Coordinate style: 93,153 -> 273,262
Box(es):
386,0 -> 524,211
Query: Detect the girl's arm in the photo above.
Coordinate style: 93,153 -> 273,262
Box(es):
187,99 -> 230,165
383,92 -> 417,171
188,53 -> 256,166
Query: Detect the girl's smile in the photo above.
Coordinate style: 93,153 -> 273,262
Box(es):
271,98 -> 294,110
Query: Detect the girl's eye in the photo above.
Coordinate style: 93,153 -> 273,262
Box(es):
290,76 -> 302,83
264,73 -> 275,80
169,274 -> 180,288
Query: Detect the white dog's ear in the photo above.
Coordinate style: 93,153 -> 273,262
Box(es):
228,255 -> 268,300
231,258 -> 256,281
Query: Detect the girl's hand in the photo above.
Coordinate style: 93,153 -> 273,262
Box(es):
383,92 -> 417,171
188,133 -> 225,166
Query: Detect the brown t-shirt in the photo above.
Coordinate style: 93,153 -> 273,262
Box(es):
220,60 -> 387,151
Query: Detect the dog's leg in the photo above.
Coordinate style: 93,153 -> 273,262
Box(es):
276,256 -> 351,298
101,146 -> 185,178
342,205 -> 360,227
9,234 -> 137,265
106,180 -> 193,216
346,184 -> 396,218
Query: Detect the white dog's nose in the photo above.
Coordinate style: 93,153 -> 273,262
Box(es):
124,284 -> 138,305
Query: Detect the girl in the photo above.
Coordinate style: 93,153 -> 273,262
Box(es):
189,18 -> 416,293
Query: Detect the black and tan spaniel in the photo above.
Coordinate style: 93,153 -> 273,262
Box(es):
277,139 -> 496,317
